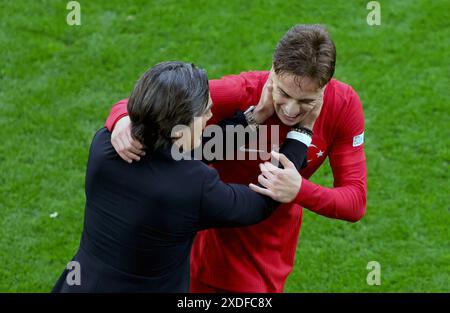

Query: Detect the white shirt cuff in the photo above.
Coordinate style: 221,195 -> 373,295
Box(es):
286,131 -> 312,147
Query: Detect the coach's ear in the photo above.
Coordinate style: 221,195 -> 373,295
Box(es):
171,130 -> 183,140
171,125 -> 193,152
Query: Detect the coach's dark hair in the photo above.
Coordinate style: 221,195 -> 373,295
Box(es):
273,24 -> 336,88
127,61 -> 209,152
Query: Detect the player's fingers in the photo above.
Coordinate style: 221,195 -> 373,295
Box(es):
259,171 -> 271,181
127,133 -> 145,153
114,139 -> 132,163
263,162 -> 282,173
131,143 -> 146,156
312,99 -> 324,115
267,79 -> 273,91
249,183 -> 274,198
258,174 -> 273,190
123,150 -> 141,163
118,137 -> 140,162
123,136 -> 145,157
259,163 -> 275,180
271,151 -> 294,169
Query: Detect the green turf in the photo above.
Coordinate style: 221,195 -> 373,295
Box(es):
0,0 -> 448,292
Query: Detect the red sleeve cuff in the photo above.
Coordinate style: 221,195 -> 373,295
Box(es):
105,99 -> 129,132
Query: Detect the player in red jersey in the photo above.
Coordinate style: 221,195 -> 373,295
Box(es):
104,24 -> 367,292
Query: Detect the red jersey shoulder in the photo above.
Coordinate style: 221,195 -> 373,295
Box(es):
326,79 -> 363,122
239,70 -> 270,81
325,79 -> 360,111
239,70 -> 270,106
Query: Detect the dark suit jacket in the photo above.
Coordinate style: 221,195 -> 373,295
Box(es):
53,113 -> 307,293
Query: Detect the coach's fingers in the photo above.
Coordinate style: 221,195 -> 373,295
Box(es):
249,183 -> 275,198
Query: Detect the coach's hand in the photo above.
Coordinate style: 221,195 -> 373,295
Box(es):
249,151 -> 302,203
253,73 -> 275,124
111,116 -> 145,163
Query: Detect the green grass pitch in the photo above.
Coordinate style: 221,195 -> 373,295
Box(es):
0,0 -> 448,292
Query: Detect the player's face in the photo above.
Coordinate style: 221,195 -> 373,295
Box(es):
272,71 -> 323,127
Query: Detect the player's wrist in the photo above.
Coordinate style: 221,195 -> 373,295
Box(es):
287,125 -> 313,147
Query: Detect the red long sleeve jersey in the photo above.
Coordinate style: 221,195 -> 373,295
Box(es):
105,71 -> 367,292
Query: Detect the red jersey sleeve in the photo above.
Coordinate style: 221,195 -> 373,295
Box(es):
208,71 -> 268,125
295,87 -> 367,222
105,98 -> 129,132
104,71 -> 269,131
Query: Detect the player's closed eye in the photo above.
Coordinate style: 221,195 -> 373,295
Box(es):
277,88 -> 290,98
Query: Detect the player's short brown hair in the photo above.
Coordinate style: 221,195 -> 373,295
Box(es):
273,24 -> 336,88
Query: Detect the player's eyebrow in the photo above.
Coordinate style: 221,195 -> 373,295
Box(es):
278,87 -> 315,103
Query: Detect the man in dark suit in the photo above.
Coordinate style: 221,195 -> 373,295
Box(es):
53,61 -> 317,292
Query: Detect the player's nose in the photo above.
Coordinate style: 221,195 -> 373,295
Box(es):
283,101 -> 300,116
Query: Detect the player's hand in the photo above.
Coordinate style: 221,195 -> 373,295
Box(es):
253,73 -> 275,124
299,88 -> 325,130
111,116 -> 145,163
249,151 -> 302,203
